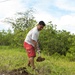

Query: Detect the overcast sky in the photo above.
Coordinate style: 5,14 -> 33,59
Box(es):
0,0 -> 75,34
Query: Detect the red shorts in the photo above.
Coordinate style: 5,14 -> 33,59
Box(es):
23,42 -> 36,58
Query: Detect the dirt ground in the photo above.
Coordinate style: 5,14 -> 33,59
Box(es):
0,67 -> 33,75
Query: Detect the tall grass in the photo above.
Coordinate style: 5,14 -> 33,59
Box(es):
0,46 -> 27,71
35,54 -> 75,75
0,46 -> 75,75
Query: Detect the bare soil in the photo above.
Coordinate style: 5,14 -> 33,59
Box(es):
0,67 -> 33,75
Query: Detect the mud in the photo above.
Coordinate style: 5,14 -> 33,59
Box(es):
36,56 -> 45,62
0,67 -> 33,75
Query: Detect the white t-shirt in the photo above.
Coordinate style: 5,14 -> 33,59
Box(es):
24,26 -> 39,47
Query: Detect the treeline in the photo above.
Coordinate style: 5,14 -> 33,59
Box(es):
0,10 -> 75,59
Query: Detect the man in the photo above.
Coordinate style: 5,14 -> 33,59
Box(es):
23,21 -> 45,70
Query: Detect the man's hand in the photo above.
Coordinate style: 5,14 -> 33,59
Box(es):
37,50 -> 41,56
37,50 -> 41,53
36,42 -> 40,52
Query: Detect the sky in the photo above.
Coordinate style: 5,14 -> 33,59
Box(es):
0,0 -> 75,34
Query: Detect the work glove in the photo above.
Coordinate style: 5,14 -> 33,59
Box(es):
37,50 -> 41,56
37,50 -> 41,53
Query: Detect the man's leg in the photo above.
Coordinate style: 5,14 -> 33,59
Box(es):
29,57 -> 35,69
28,60 -> 31,67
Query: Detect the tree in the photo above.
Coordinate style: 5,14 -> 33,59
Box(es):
0,29 -> 13,46
3,9 -> 37,47
4,9 -> 37,32
67,34 -> 75,61
39,21 -> 72,56
56,30 -> 71,56
39,21 -> 57,55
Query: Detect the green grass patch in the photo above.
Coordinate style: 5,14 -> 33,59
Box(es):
0,47 -> 27,71
0,46 -> 75,75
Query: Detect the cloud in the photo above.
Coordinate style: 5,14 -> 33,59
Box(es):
32,0 -> 75,34
0,0 -> 75,34
0,0 -> 26,17
55,0 -> 75,11
0,22 -> 12,31
0,0 -> 26,30
34,11 -> 55,23
53,14 -> 75,33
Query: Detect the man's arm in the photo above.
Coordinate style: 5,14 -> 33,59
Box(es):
32,40 -> 41,56
31,40 -> 40,50
32,40 -> 37,49
37,42 -> 40,50
37,42 -> 41,54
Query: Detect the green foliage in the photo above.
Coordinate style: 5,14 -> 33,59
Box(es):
67,35 -> 75,61
0,47 -> 27,71
56,30 -> 71,56
0,29 -> 13,46
39,22 -> 57,54
0,47 -> 75,75
10,28 -> 32,47
39,22 -> 72,56
1,9 -> 75,57
5,9 -> 37,32
2,9 -> 37,47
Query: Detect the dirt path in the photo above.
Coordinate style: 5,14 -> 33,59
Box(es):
0,67 -> 33,75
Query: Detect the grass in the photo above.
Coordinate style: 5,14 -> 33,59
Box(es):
0,50 -> 26,70
0,46 -> 75,75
